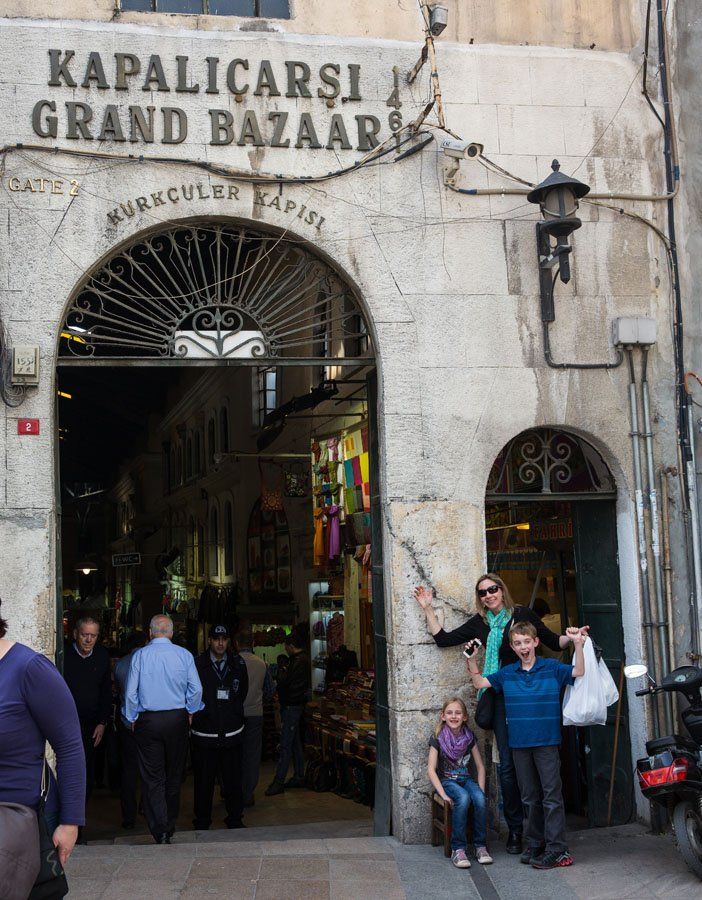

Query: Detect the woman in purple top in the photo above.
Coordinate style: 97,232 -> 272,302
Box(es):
0,598 -> 86,868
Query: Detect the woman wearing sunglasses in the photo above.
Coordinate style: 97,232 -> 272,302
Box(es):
414,573 -> 587,856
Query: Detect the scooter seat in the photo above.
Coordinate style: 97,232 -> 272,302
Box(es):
645,734 -> 698,755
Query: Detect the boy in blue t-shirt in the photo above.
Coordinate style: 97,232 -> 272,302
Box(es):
466,621 -> 585,869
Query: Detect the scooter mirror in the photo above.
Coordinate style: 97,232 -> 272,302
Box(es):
624,664 -> 648,679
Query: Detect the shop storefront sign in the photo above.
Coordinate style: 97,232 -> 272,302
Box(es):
530,518 -> 574,543
30,51 -> 403,151
112,552 -> 141,567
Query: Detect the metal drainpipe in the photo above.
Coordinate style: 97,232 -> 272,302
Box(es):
640,347 -> 674,732
627,347 -> 660,737
685,398 -> 702,659
659,469 -> 677,717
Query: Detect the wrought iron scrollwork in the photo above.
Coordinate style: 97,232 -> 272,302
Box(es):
60,223 -> 371,361
487,428 -> 614,495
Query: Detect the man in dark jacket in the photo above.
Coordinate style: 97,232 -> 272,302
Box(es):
191,624 -> 249,829
265,633 -> 310,796
63,616 -> 112,811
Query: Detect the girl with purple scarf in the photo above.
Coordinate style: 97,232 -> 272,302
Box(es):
428,697 -> 492,868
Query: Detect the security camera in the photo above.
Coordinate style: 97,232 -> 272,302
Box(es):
440,139 -> 484,160
429,5 -> 448,36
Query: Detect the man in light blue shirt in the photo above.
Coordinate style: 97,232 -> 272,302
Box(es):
125,614 -> 203,844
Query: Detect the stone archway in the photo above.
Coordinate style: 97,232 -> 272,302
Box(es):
485,426 -> 633,827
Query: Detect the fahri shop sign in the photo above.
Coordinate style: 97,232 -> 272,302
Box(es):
30,51 -> 403,151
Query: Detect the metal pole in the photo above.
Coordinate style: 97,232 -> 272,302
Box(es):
627,347 -> 660,736
685,399 -> 702,657
640,348 -> 674,732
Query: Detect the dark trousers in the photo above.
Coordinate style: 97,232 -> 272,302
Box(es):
275,704 -> 305,783
512,745 -> 568,854
134,709 -> 189,837
242,716 -> 264,804
118,720 -> 140,825
192,738 -> 244,829
491,692 -> 525,833
79,721 -> 97,803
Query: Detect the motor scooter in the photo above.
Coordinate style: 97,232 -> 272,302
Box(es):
624,662 -> 702,879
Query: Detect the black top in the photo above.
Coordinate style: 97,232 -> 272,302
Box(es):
433,606 -> 562,667
277,650 -> 311,706
62,642 -> 112,726
192,651 -> 249,743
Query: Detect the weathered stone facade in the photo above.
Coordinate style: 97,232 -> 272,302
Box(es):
0,2 -> 689,840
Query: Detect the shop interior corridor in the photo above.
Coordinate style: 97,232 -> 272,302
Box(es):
57,360 -> 378,842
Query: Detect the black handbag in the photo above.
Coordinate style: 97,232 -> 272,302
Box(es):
474,688 -> 496,730
28,764 -> 69,900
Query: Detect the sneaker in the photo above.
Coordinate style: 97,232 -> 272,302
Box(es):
264,780 -> 285,796
532,850 -> 573,869
521,845 -> 545,865
451,849 -> 471,869
476,847 -> 493,865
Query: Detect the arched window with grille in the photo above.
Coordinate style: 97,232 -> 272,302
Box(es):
194,430 -> 202,475
187,516 -> 195,578
197,522 -> 205,577
209,506 -> 219,576
208,417 -> 217,467
220,407 -> 229,455
224,501 -> 234,575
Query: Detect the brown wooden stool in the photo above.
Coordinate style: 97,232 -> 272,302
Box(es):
430,792 -> 475,858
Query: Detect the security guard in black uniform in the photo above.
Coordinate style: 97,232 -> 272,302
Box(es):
191,624 -> 249,829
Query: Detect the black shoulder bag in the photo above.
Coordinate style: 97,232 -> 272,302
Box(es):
474,689 -> 495,730
28,762 -> 69,900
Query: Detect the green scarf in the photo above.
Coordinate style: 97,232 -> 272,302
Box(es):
481,608 -> 512,691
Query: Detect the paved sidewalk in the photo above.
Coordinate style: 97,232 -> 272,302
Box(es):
64,822 -> 701,899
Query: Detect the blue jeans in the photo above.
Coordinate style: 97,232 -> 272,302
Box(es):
491,692 -> 524,833
441,777 -> 487,851
275,704 -> 305,783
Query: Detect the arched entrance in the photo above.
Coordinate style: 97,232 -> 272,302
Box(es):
485,428 -> 633,827
55,219 -> 390,839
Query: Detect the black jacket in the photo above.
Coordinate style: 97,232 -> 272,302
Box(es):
277,650 -> 310,706
433,606 -> 562,667
191,651 -> 249,744
62,642 -> 112,725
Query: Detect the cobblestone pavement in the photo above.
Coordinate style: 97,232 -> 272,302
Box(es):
64,822 -> 701,899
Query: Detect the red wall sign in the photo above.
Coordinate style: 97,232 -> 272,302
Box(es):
17,418 -> 40,435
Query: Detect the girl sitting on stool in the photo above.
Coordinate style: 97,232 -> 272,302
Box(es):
428,697 -> 493,868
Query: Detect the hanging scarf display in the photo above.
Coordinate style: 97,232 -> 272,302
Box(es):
313,507 -> 326,566
326,504 -> 341,561
437,723 -> 474,763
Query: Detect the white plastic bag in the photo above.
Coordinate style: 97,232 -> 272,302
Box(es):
562,637 -> 607,726
598,657 -> 619,708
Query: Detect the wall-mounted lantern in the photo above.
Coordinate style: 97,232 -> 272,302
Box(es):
526,160 -> 590,324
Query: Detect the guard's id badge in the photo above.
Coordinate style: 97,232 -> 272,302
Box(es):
217,689 -> 230,701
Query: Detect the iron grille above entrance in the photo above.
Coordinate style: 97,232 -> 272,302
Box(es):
59,221 -> 372,362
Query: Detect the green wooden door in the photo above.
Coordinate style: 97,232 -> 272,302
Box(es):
573,501 -> 633,826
